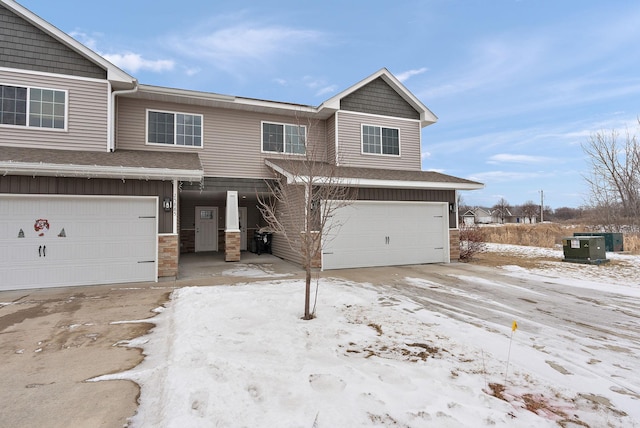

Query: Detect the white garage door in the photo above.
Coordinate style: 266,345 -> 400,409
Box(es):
322,201 -> 449,270
0,194 -> 158,291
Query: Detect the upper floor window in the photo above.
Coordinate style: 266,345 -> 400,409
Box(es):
0,84 -> 66,130
262,122 -> 306,154
362,124 -> 400,156
147,110 -> 202,147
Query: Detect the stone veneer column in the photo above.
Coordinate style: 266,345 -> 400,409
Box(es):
449,229 -> 460,262
158,234 -> 179,278
225,231 -> 241,262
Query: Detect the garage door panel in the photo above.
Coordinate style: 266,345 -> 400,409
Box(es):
323,201 -> 448,270
0,195 -> 158,291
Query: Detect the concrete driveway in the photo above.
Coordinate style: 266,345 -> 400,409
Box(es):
2,254 -> 638,426
0,253 -> 303,428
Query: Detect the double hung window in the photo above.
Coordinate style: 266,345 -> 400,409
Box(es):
362,125 -> 400,155
0,84 -> 66,130
148,110 -> 203,147
262,122 -> 306,154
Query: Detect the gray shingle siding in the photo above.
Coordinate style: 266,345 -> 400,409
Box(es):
0,5 -> 106,79
340,77 -> 420,120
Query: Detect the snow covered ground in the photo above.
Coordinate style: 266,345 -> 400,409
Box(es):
94,245 -> 640,427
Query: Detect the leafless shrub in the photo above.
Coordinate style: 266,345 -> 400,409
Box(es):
459,224 -> 486,261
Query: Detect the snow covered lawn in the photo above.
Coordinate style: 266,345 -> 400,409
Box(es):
95,246 -> 640,427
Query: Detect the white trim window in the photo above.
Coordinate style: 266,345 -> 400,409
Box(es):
362,124 -> 400,156
147,109 -> 203,147
0,84 -> 67,130
262,121 -> 306,154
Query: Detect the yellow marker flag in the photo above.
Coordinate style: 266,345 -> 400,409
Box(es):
512,320 -> 518,332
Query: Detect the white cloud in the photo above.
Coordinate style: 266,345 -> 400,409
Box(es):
170,24 -> 323,72
396,67 -> 428,82
103,53 -> 175,73
315,85 -> 338,97
487,154 -> 553,164
468,170 -> 546,183
70,30 -> 174,74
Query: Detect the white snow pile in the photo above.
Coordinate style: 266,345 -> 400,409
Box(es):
92,245 -> 640,427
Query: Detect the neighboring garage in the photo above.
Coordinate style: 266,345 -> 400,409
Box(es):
322,201 -> 449,270
0,194 -> 158,291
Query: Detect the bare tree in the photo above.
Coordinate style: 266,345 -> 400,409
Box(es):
257,117 -> 356,320
582,124 -> 640,230
492,198 -> 511,224
521,200 -> 538,223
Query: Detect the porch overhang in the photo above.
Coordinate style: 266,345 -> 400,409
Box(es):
0,147 -> 203,182
265,159 -> 484,191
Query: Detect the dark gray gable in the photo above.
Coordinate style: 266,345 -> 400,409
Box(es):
0,4 -> 106,79
340,77 -> 420,120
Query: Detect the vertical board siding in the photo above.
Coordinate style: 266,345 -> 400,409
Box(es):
0,70 -> 109,151
0,5 -> 106,79
357,187 -> 456,228
116,97 -> 328,178
336,111 -> 421,171
0,175 -> 173,233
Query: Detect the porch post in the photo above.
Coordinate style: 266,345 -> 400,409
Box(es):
225,190 -> 241,262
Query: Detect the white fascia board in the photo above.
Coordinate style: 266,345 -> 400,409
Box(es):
307,176 -> 484,190
0,162 -> 203,182
137,84 -> 236,102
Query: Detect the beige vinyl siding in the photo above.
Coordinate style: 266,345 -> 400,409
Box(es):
269,183 -> 305,265
336,110 -> 422,171
116,97 -> 327,178
0,70 -> 109,151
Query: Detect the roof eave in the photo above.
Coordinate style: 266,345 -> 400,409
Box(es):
0,161 -> 203,182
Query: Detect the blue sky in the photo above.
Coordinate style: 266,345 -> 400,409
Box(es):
20,0 -> 640,209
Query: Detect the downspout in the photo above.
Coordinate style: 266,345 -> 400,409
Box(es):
108,80 -> 139,152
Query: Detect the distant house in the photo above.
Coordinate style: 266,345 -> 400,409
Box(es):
461,207 -> 492,225
491,207 -> 512,224
505,208 -> 537,224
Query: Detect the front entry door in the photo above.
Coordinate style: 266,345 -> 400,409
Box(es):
195,206 -> 218,252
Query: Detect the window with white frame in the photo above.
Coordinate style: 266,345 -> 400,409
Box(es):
0,84 -> 66,130
147,110 -> 203,147
362,124 -> 400,155
262,122 -> 306,154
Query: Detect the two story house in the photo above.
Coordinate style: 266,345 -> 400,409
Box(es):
0,0 -> 483,291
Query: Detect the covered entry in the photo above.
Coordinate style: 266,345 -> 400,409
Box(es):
322,201 -> 449,270
0,194 -> 158,290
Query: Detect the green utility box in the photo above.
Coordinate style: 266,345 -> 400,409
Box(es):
562,236 -> 609,265
573,232 -> 623,252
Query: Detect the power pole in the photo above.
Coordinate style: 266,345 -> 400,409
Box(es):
540,190 -> 544,223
